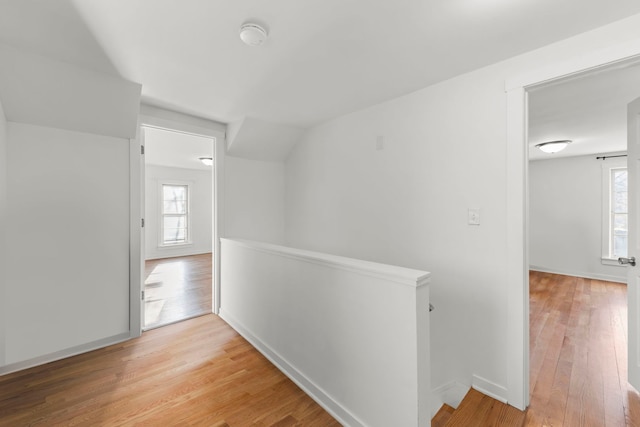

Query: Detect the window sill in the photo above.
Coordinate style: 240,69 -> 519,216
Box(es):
601,257 -> 624,267
159,242 -> 193,249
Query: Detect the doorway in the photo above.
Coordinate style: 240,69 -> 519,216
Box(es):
525,61 -> 640,422
504,43 -> 640,409
142,126 -> 214,330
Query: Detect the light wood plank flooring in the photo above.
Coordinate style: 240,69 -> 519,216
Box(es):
440,388 -> 526,426
0,314 -> 340,426
144,253 -> 213,330
434,271 -> 640,426
526,271 -> 640,426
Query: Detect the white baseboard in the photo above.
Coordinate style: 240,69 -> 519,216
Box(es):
0,332 -> 132,377
430,381 -> 469,416
529,265 -> 625,283
219,308 -> 364,427
472,375 -> 508,404
146,249 -> 212,261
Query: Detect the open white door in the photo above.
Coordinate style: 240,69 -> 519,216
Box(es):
626,96 -> 640,391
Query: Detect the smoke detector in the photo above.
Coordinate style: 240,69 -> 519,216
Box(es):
239,23 -> 268,47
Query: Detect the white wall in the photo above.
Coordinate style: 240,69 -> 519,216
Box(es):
530,154 -> 626,282
0,98 -> 7,366
5,122 -> 130,365
284,13 -> 640,404
225,156 -> 285,245
145,165 -> 212,260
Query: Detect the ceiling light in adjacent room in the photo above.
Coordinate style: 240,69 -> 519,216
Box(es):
239,23 -> 268,47
535,140 -> 572,154
199,157 -> 213,166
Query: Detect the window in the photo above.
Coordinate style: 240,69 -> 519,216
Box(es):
161,183 -> 190,246
602,160 -> 628,263
610,168 -> 628,258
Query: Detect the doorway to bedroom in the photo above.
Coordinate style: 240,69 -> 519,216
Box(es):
142,126 -> 214,330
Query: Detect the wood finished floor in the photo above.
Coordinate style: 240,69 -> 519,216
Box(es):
0,314 -> 340,426
434,271 -> 640,426
144,253 -> 213,330
4,269 -> 638,426
525,271 -> 640,426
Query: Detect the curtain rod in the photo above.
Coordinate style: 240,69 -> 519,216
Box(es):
596,154 -> 627,160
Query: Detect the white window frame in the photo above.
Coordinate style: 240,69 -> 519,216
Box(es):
159,180 -> 193,247
601,158 -> 628,266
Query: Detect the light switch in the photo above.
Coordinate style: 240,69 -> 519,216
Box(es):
468,208 -> 480,225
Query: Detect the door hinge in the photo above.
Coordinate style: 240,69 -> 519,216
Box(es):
142,290 -> 145,300
141,145 -> 145,155
141,218 -> 145,228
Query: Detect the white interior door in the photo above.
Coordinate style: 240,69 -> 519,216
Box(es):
627,96 -> 640,391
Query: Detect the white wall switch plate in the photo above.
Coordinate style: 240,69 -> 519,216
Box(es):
468,208 -> 480,225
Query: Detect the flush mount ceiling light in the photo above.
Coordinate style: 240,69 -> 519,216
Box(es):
239,23 -> 268,47
535,140 -> 572,154
199,157 -> 213,166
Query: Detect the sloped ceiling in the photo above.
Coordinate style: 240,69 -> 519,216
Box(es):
0,44 -> 141,139
227,117 -> 305,162
1,0 -> 640,156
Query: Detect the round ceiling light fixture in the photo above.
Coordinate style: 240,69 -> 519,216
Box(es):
239,23 -> 268,47
199,157 -> 213,166
535,140 -> 572,154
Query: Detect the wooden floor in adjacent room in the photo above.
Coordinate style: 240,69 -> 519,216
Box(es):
144,253 -> 213,330
0,314 -> 340,427
435,271 -> 640,426
525,271 -> 640,426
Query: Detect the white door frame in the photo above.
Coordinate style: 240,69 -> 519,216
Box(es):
129,105 -> 226,337
505,40 -> 640,410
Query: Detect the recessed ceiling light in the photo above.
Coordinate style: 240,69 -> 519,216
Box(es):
239,23 -> 268,47
535,140 -> 572,154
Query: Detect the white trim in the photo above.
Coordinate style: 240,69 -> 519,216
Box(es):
505,38 -> 640,91
506,38 -> 640,412
139,104 -> 226,138
602,257 -> 627,267
430,381 -> 469,415
219,308 -> 365,427
145,249 -> 211,261
137,108 -> 226,317
213,134 -> 225,315
530,266 -> 626,284
221,238 -> 431,288
472,375 -> 508,404
129,130 -> 143,338
506,86 -> 529,410
0,332 -> 131,376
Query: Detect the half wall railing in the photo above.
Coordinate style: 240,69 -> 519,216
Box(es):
220,238 -> 431,427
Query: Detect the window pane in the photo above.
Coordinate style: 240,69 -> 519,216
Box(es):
163,185 -> 187,201
164,216 -> 186,230
614,170 -> 628,192
614,213 -> 628,233
164,228 -> 187,244
614,191 -> 628,213
614,235 -> 628,258
163,201 -> 187,214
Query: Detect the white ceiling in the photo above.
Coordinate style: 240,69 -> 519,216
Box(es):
528,60 -> 640,160
1,0 -> 640,156
144,126 -> 213,171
